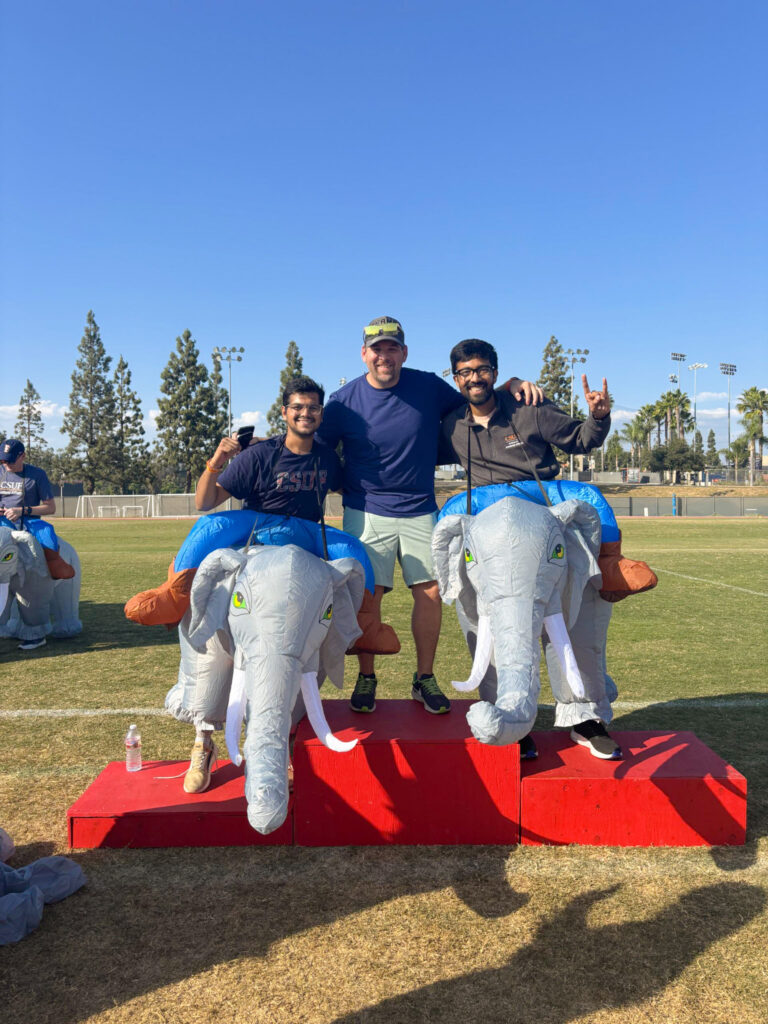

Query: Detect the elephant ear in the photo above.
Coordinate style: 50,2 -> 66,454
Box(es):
318,557 -> 366,689
431,514 -> 469,603
549,499 -> 602,625
187,547 -> 247,651
12,530 -> 49,580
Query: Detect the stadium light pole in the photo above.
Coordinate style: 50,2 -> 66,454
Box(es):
688,361 -> 707,440
212,346 -> 245,435
720,363 -> 737,476
566,347 -> 589,480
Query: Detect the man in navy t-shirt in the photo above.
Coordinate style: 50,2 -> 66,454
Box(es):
0,438 -> 75,580
198,378 -> 341,519
317,315 -> 541,716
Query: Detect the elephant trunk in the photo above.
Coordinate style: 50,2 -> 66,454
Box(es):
241,654 -> 302,835
465,596 -> 542,746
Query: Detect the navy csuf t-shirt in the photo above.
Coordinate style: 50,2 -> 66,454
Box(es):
318,368 -> 465,517
218,436 -> 341,521
0,464 -> 54,511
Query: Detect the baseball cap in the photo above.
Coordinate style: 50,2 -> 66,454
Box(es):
1,439 -> 24,463
363,315 -> 405,347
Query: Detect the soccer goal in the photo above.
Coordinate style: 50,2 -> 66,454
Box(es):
74,495 -> 153,518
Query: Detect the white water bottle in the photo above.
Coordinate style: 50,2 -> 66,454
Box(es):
125,724 -> 142,772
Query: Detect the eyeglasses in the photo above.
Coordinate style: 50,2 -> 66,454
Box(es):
363,323 -> 404,339
286,403 -> 322,414
454,365 -> 495,381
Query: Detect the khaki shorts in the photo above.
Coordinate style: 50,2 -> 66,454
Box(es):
342,509 -> 437,591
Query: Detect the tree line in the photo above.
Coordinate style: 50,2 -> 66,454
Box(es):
10,319 -> 767,494
14,312 -> 229,494
538,336 -> 767,480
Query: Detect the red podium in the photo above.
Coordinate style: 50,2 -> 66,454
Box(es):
67,760 -> 292,848
293,700 -> 520,845
521,730 -> 746,846
67,706 -> 746,849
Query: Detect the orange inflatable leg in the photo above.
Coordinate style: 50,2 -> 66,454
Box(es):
598,531 -> 658,603
124,562 -> 197,626
348,590 -> 401,655
43,546 -> 75,580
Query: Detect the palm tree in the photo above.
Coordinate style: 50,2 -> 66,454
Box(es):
621,419 -> 646,468
736,387 -> 768,485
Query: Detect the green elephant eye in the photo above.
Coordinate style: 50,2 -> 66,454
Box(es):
1,552 -> 13,562
551,543 -> 564,560
321,603 -> 333,622
464,548 -> 475,564
232,590 -> 247,609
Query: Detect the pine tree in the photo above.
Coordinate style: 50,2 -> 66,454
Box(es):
267,341 -> 304,436
155,330 -> 218,492
210,352 -> 230,438
536,336 -> 570,409
14,380 -> 48,461
705,430 -> 721,469
112,356 -> 150,492
62,310 -> 116,493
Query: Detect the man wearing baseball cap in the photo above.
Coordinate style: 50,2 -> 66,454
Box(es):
0,439 -> 75,580
317,316 -> 541,715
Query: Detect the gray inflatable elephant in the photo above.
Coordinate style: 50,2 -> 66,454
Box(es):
0,529 -> 82,644
164,543 -> 365,834
432,496 -> 617,746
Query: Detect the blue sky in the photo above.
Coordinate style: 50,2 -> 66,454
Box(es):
1,0 -> 766,451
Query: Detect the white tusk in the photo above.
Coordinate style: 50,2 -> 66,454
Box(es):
301,672 -> 357,752
225,666 -> 247,767
544,612 -> 586,700
0,583 -> 8,612
452,613 -> 493,692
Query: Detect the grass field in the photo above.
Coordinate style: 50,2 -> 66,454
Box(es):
1,517 -> 766,1024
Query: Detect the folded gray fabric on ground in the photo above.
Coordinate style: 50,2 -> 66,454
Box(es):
0,855 -> 86,945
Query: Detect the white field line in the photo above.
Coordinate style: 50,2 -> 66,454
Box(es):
2,697 -> 768,720
654,567 -> 768,597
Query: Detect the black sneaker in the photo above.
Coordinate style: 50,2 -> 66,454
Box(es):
411,673 -> 451,714
18,638 -> 46,651
570,720 -> 622,760
350,673 -> 377,713
519,734 -> 538,760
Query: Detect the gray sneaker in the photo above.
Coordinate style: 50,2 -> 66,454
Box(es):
570,720 -> 622,760
411,673 -> 451,714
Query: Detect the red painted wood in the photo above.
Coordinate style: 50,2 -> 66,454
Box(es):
293,699 -> 520,845
521,731 -> 746,847
67,760 -> 292,848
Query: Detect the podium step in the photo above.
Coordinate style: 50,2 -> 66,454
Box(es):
521,730 -> 746,847
66,709 -> 747,849
293,699 -> 520,845
67,760 -> 292,848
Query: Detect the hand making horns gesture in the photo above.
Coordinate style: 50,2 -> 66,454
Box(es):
582,374 -> 611,420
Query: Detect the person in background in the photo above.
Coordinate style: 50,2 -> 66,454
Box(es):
0,439 -> 74,580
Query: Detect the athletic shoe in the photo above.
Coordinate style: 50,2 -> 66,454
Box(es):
183,739 -> 218,794
350,673 -> 377,713
411,673 -> 451,714
519,734 -> 538,760
570,720 -> 622,760
18,638 -> 46,651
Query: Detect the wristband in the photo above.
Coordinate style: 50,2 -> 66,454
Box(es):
206,459 -> 224,474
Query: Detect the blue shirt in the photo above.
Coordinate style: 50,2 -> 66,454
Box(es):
0,463 -> 53,511
218,436 -> 341,521
318,368 -> 465,517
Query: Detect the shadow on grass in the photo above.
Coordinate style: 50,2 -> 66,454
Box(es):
0,843 -> 529,1024
330,882 -> 765,1023
0,602 -> 179,662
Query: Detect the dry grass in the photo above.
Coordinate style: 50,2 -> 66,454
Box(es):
1,518 -> 767,1024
